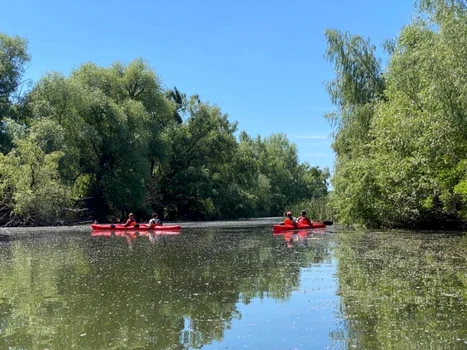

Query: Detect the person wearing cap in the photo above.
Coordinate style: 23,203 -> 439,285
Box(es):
297,210 -> 312,225
123,213 -> 137,227
284,211 -> 298,227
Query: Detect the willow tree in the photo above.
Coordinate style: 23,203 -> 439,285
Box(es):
0,125 -> 70,225
227,132 -> 330,218
152,97 -> 238,220
324,29 -> 385,227
0,33 -> 30,153
326,0 -> 467,228
28,59 -> 175,219
369,0 -> 467,227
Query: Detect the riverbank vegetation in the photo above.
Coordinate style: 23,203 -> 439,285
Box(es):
326,0 -> 467,228
0,34 -> 328,226
5,0 -> 464,228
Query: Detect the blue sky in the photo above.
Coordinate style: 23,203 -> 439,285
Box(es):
2,0 -> 415,171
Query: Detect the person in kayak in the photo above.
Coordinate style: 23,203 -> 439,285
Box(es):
297,210 -> 312,225
284,211 -> 298,227
148,212 -> 161,228
123,213 -> 136,227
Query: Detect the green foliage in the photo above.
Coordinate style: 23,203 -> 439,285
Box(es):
0,130 -> 71,225
0,32 -> 30,153
289,197 -> 333,222
0,31 -> 329,225
152,98 -> 238,219
233,133 -> 329,218
165,86 -> 187,123
324,29 -> 385,108
0,33 -> 30,110
326,0 -> 467,228
151,107 -> 330,220
28,59 -> 174,219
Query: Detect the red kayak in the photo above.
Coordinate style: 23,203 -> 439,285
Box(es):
91,230 -> 181,237
272,222 -> 327,233
91,223 -> 181,231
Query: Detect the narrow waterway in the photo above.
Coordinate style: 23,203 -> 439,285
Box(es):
0,220 -> 466,349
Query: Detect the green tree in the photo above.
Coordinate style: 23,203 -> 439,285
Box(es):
230,132 -> 330,218
326,0 -> 467,228
28,59 -> 174,219
0,32 -> 30,153
153,97 -> 238,219
166,86 -> 187,124
0,124 -> 70,225
324,28 -> 385,227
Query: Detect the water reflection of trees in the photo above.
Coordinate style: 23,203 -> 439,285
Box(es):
335,231 -> 467,349
0,228 -> 331,349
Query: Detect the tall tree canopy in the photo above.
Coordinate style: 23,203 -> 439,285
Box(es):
0,33 -> 329,225
326,0 -> 467,228
0,33 -> 30,153
28,59 -> 175,219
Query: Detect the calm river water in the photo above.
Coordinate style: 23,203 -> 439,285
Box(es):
0,219 -> 466,349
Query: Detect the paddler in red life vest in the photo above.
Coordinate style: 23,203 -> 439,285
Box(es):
284,211 -> 298,227
297,210 -> 312,225
123,213 -> 136,227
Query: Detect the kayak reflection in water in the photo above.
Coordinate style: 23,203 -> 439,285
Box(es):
286,230 -> 307,248
148,231 -> 181,244
275,230 -> 308,248
124,231 -> 139,246
148,232 -> 160,245
276,229 -> 325,248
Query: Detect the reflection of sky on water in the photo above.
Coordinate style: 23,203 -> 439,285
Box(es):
206,257 -> 342,349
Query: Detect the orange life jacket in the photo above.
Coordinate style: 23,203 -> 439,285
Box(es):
124,218 -> 136,227
284,218 -> 294,225
297,217 -> 312,225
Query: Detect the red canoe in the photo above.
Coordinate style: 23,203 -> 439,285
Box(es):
272,222 -> 327,233
91,230 -> 181,237
91,223 -> 181,231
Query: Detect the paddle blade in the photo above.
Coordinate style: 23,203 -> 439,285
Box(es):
323,220 -> 333,226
